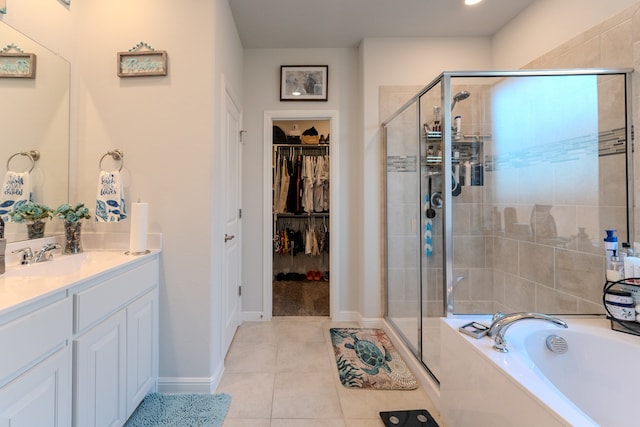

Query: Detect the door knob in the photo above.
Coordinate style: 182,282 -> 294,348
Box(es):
225,234 -> 235,242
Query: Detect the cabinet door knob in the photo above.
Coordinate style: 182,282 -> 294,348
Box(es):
224,234 -> 235,242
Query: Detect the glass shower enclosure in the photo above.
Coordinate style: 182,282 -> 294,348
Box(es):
382,69 -> 633,384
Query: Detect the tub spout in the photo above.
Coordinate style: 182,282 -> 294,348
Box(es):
488,312 -> 567,353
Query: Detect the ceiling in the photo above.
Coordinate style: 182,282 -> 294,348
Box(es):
229,0 -> 537,49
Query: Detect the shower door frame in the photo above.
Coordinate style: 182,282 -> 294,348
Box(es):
382,68 -> 635,383
439,68 -> 635,316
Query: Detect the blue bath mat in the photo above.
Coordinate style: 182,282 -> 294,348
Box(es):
124,393 -> 231,427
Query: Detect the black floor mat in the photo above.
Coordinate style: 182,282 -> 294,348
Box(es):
379,409 -> 439,427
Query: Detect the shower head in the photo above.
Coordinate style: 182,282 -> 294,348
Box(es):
451,90 -> 471,111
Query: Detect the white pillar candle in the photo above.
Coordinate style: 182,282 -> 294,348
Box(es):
129,202 -> 148,253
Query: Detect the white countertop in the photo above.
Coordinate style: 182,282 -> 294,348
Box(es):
0,233 -> 161,317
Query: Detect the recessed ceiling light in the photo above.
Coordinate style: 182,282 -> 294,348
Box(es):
465,0 -> 483,5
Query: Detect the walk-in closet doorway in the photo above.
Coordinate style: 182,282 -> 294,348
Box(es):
263,110 -> 340,319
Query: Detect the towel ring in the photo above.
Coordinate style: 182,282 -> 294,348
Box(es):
99,149 -> 124,172
6,150 -> 40,173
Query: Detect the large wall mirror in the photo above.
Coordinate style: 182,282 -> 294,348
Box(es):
0,21 -> 70,242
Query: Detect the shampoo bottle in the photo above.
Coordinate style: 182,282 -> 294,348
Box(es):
454,115 -> 462,140
604,230 -> 618,269
432,106 -> 441,132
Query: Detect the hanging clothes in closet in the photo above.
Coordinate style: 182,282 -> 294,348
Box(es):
273,216 -> 329,257
273,147 -> 329,215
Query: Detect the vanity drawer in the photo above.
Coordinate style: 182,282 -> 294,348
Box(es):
74,260 -> 158,334
0,296 -> 71,384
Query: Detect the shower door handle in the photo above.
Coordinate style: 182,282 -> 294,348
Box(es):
225,234 -> 235,242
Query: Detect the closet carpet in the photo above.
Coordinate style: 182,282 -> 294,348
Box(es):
273,280 -> 330,316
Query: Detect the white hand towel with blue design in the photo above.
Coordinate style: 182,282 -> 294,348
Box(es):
424,219 -> 433,257
423,194 -> 433,257
95,170 -> 127,222
0,171 -> 31,221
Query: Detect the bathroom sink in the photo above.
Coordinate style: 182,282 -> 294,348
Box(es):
4,251 -> 129,278
0,248 -> 158,317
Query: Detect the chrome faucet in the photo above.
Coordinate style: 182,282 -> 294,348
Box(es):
12,243 -> 61,264
488,312 -> 568,353
33,243 -> 61,263
12,247 -> 34,264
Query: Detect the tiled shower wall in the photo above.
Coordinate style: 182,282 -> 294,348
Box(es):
383,2 -> 640,317
384,97 -> 421,319
488,4 -> 638,315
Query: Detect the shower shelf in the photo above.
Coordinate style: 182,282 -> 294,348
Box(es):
423,134 -> 485,166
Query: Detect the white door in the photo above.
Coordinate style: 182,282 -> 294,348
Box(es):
222,83 -> 242,353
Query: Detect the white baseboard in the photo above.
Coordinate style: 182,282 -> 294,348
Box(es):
157,377 -> 217,394
359,316 -> 384,328
332,310 -> 361,322
241,311 -> 265,322
241,310 -> 361,323
157,360 -> 224,394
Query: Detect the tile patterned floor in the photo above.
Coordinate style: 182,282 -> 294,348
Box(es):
216,317 -> 442,426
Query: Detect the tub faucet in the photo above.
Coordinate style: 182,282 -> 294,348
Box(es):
488,312 -> 567,353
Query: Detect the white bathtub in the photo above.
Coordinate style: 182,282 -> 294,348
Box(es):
440,316 -> 639,427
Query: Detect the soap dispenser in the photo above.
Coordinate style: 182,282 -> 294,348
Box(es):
604,230 -> 618,257
604,230 -> 618,279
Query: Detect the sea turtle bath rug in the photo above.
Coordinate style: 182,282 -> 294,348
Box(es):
330,328 -> 417,390
124,392 -> 231,427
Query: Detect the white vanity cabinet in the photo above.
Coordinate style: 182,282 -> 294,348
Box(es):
74,310 -> 127,426
0,250 -> 159,427
0,294 -> 73,427
125,289 -> 157,415
72,257 -> 159,427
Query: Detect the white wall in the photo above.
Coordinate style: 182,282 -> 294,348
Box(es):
360,37 -> 493,318
492,0 -> 639,69
74,0 -> 242,390
241,48 -> 360,318
0,0 -> 74,60
5,0 -> 243,391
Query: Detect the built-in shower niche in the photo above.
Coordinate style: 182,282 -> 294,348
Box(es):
383,69 -> 632,384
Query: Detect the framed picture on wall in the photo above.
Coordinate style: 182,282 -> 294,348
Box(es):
280,65 -> 328,101
118,50 -> 167,77
0,52 -> 36,78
